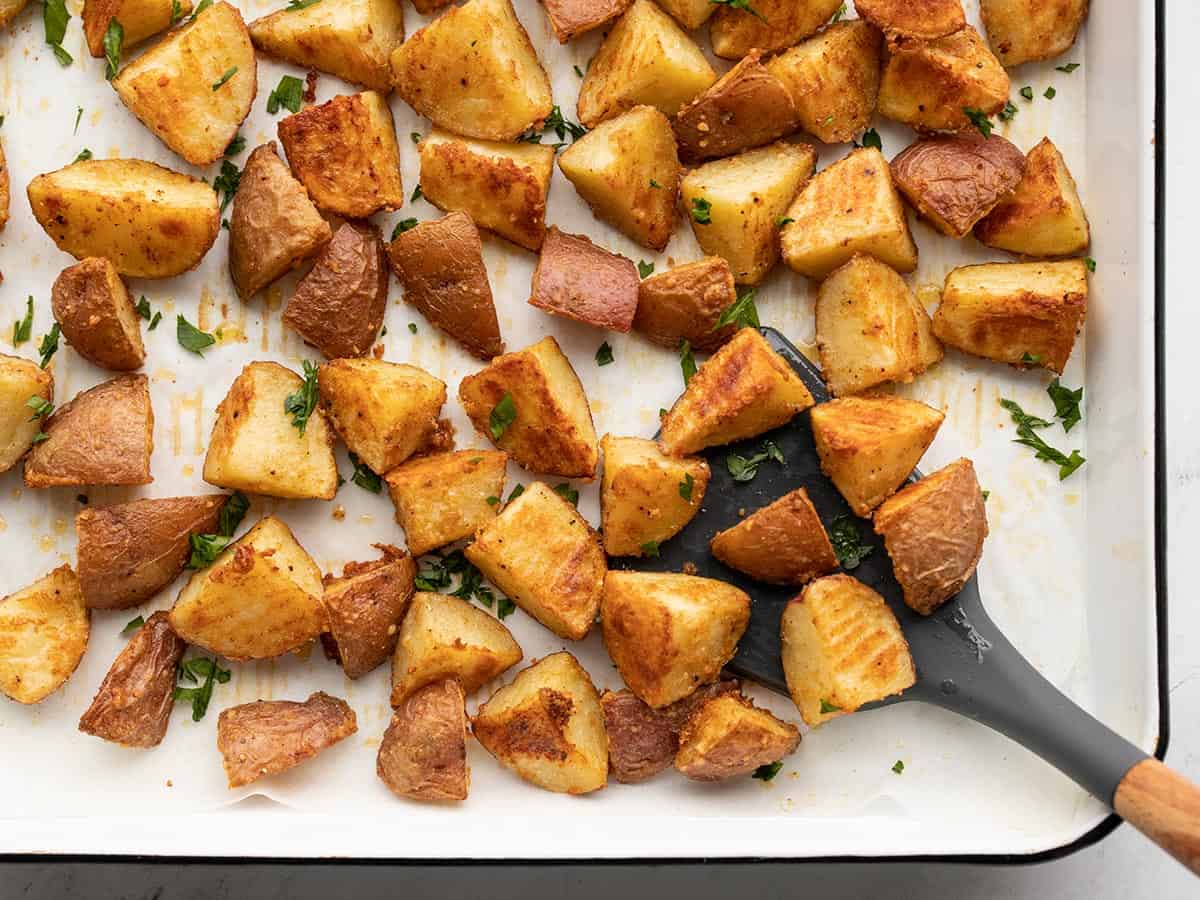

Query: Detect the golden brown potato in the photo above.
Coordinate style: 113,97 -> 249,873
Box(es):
0,140 -> 9,232
710,0 -> 842,59
710,488 -> 838,586
980,0 -> 1088,67
75,494 -> 227,610
472,651 -> 608,794
317,358 -> 446,477
249,0 -> 404,93
217,691 -> 357,788
390,591 -> 522,705
378,679 -> 470,802
655,0 -> 715,28
27,158 -> 220,279
874,458 -> 988,615
169,516 -> 327,660
458,336 -> 598,478
780,147 -> 917,280
781,574 -> 915,725
321,546 -> 415,679
84,0 -> 191,57
932,260 -> 1088,374
204,361 -> 338,500
529,228 -> 640,332
277,92 -> 402,220
384,450 -> 507,558
229,143 -> 332,300
540,0 -> 630,41
112,2 -> 256,166
78,612 -> 186,747
0,566 -> 89,705
0,354 -> 52,475
600,435 -> 709,557
50,257 -> 145,371
811,396 -> 944,516
601,571 -> 749,708
853,0 -> 965,38
675,694 -> 800,781
390,0 -> 551,142
417,130 -> 555,252
577,0 -> 716,127
0,0 -> 27,29
659,327 -> 814,456
974,138 -> 1090,257
25,374 -> 153,488
633,257 -> 738,351
891,134 -> 1026,239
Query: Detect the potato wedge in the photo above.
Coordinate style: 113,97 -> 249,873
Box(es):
633,257 -> 738,351
540,0 -> 629,41
472,651 -> 608,794
655,0 -> 716,29
853,0 -> 965,38
27,158 -> 220,279
710,488 -> 838,586
529,228 -> 640,332
601,570 -> 749,708
980,0 -> 1088,67
84,0 -> 191,57
51,257 -> 145,371
675,694 -> 800,781
710,0 -> 842,59
0,354 -> 52,475
0,566 -> 89,705
378,679 -> 470,802
321,546 -> 415,679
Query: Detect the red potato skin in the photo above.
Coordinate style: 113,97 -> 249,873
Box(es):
377,678 -> 470,801
540,0 -> 631,41
320,545 -> 416,679
528,227 -> 640,332
51,257 -> 145,371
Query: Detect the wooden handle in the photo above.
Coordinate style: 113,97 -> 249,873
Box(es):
1114,758 -> 1200,875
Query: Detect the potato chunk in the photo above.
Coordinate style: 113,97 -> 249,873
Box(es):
112,2 -> 255,166
874,458 -> 988,615
980,0 -> 1087,67
710,488 -> 838,586
811,396 -> 944,516
681,142 -> 816,285
26,374 -> 153,488
217,692 -> 357,788
84,0 -> 190,57
458,336 -> 598,478
932,260 -> 1088,374
317,358 -> 446,477
974,138 -> 1090,258
378,679 -> 470,802
385,451 -> 506,557
321,546 -> 415,679
472,651 -> 608,794
781,574 -> 915,726
780,147 -> 917,280
659,328 -> 814,456
675,694 -> 800,781
710,0 -> 842,59
0,354 -> 52,475
418,130 -> 555,251
78,612 -> 185,747
529,228 -> 640,332
390,0 -> 551,142
557,106 -> 681,252
50,257 -> 145,371
577,0 -> 716,127
467,482 -> 606,640
600,435 -> 709,557
601,571 -> 749,708
0,140 -> 8,232
0,566 -> 89,705
169,515 -> 326,660
853,0 -> 965,39
655,0 -> 715,29
390,591 -> 522,705
633,257 -> 738,351
540,0 -> 630,42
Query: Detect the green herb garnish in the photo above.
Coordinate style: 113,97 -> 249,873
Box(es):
122,615 -> 145,636
73,105 -> 83,133
999,398 -> 1085,479
1044,86 -> 1057,100
489,391 -> 516,440
962,107 -> 993,137
284,360 -> 319,436
37,324 -> 60,368
506,483 -> 525,504
860,127 -> 882,150
595,341 -> 614,366
830,514 -> 873,570
176,315 -> 215,355
1019,85 -> 1034,100
640,540 -> 660,557
391,218 -> 418,239
44,0 -> 72,66
173,656 -> 231,721
1056,62 -> 1079,73
553,482 -> 579,506
819,698 -> 841,714
411,184 -> 423,202
713,287 -> 759,331
690,197 -> 712,225
1047,379 -> 1083,433
26,396 -> 53,420
72,149 -> 93,163
1084,257 -> 1096,272
12,296 -> 32,346
726,440 -> 784,483
709,0 -> 767,23
212,159 -> 240,212
224,132 -> 247,158
266,74 -> 304,115
637,260 -> 654,279
678,339 -> 697,386
892,759 -> 905,774
211,66 -> 237,90
679,473 -> 694,502
753,761 -> 783,781
998,100 -> 1018,121
348,452 -> 382,493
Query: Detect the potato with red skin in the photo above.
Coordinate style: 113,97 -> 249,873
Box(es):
377,679 -> 470,802
675,694 -> 800,781
710,0 -> 842,59
529,228 -> 640,333
853,0 -> 965,39
633,257 -> 738,352
539,0 -> 630,41
321,546 -> 415,680
710,488 -> 838,587
51,258 -> 145,371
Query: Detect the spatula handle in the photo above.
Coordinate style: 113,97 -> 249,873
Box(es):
1114,758 -> 1200,875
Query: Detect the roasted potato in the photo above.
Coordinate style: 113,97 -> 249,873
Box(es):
169,515 -> 326,660
321,546 -> 415,679
378,679 -> 470,802
932,260 -> 1088,374
710,0 -> 842,59
601,570 -> 749,708
659,327 -> 814,456
27,158 -> 220,279
317,358 -> 446,477
458,336 -> 598,478
112,2 -> 256,166
390,0 -> 551,142
675,694 -> 800,781
853,0 -> 965,38
577,0 -> 716,127
633,257 -> 738,351
781,574 -> 915,726
217,691 -> 357,788
655,0 -> 715,29
472,651 -> 608,794
980,0 -> 1088,67
529,228 -> 640,332
0,139 -> 8,232
467,481 -> 606,640
204,361 -> 338,500
599,435 -> 709,557
249,0 -> 404,93
84,0 -> 191,57
418,130 -> 555,252
557,106 -> 681,252
974,138 -> 1090,257
78,612 -> 185,747
50,257 -> 145,371
710,488 -> 838,586
811,396 -> 944,516
75,494 -> 227,610
26,374 -> 153,488
390,591 -> 522,705
0,566 -> 89,705
0,0 -> 27,29
384,450 -> 507,558
0,354 -> 52,475
780,147 -> 917,280
229,143 -> 332,300
540,0 -> 629,41
874,458 -> 988,615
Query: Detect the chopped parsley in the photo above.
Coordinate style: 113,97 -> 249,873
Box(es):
829,1 -> 846,22
982,490 -> 990,501
73,105 -> 83,133
553,482 -> 579,506
713,287 -> 759,331
121,615 -> 145,636
892,759 -> 905,774
506,483 -> 525,504
190,0 -> 212,21
860,127 -> 882,150
411,184 -> 423,202
410,131 -> 421,144
174,656 -> 231,721
211,66 -> 237,90
284,360 -> 319,436
187,490 -> 249,569
640,540 -> 660,557
819,698 -> 841,714
679,472 -> 694,502
752,761 -> 783,781
1020,85 -> 1034,101
776,216 -> 794,227
416,549 -> 512,618
710,0 -> 767,23
286,0 -> 323,8
266,74 -> 305,115
830,514 -> 873,570
1047,379 -> 1083,433
1056,62 -> 1080,73
26,396 -> 53,420
999,397 -> 1085,479
37,324 -> 60,368
43,0 -> 72,66
595,340 -> 614,366
690,197 -> 712,225
170,0 -> 183,23
12,296 -> 32,345
678,339 -> 697,386
574,64 -> 584,78
349,452 -> 382,493
517,105 -> 586,147
489,391 -> 516,440
637,260 -> 655,279
725,440 -> 784,483
962,106 -> 993,137
1044,86 -> 1057,100
212,159 -> 241,212
408,322 -> 418,334
224,133 -> 245,156
998,100 -> 1018,121
72,149 -> 93,163
486,495 -> 500,506
1084,257 -> 1096,272
391,218 -> 418,239
135,296 -> 153,320
176,315 -> 215,355
649,178 -> 662,189
1020,352 -> 1042,365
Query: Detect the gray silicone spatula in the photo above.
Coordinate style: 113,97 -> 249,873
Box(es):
622,327 -> 1200,874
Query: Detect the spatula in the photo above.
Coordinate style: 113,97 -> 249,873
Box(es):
623,327 -> 1200,873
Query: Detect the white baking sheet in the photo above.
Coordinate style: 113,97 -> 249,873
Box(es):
0,0 -> 1160,858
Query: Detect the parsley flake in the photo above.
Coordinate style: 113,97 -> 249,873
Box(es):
173,656 -> 231,721
830,514 -> 873,569
962,106 -> 993,137
595,341 -> 614,366
892,759 -> 905,774
713,287 -> 760,331
690,197 -> 712,225
266,75 -> 304,114
489,392 -> 516,440
819,698 -> 841,714
224,133 -> 245,156
43,0 -> 72,66
1044,86 -> 1057,100
37,324 -> 60,368
211,66 -> 237,90
999,397 -> 1085,479
1056,62 -> 1080,73
349,452 -> 382,493
391,218 -> 418,239
637,260 -> 655,279
553,482 -> 579,506
679,472 -> 694,502
725,440 -> 784,483
284,360 -> 319,436
121,615 -> 145,636
709,0 -> 767,22
998,100 -> 1018,121
12,297 -> 32,346
177,315 -> 215,355
212,159 -> 241,212
1020,85 -> 1034,100
753,761 -> 783,781
678,339 -> 697,386
640,540 -> 660,557
1046,378 -> 1083,433
860,127 -> 882,150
